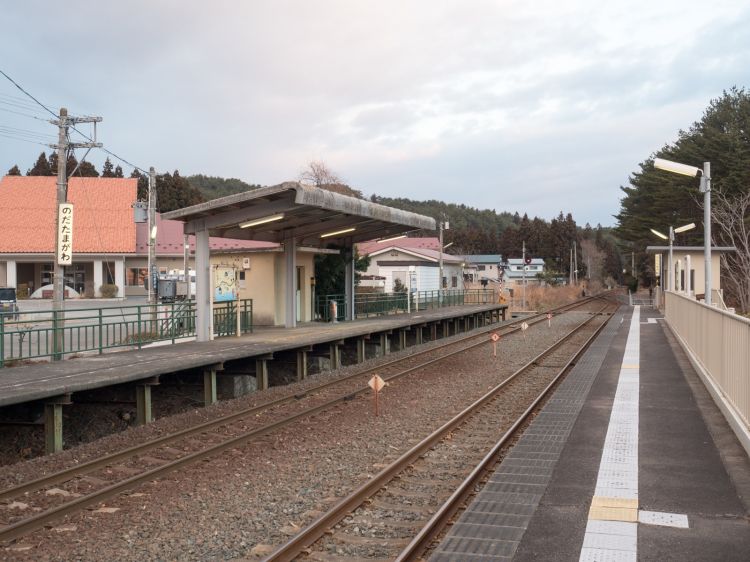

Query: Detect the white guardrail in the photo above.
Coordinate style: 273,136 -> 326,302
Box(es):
664,291 -> 750,456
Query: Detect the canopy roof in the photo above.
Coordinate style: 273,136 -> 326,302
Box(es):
162,182 -> 435,246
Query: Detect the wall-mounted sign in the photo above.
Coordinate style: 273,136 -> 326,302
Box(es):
214,266 -> 237,302
57,203 -> 74,265
242,257 -> 251,269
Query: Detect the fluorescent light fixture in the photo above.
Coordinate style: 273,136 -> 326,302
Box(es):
239,213 -> 285,228
320,227 -> 356,238
443,242 -> 454,250
150,225 -> 158,239
654,158 -> 701,177
377,234 -> 407,243
650,228 -> 668,240
674,222 -> 696,234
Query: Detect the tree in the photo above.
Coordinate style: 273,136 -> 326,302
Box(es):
101,157 -> 116,177
313,248 -> 370,298
616,87 -> 750,289
7,165 -> 21,176
299,161 -> 364,199
27,152 -> 52,176
76,161 -> 100,177
712,187 -> 750,312
113,165 -> 124,178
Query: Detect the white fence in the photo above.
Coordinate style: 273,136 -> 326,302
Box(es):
665,291 -> 750,456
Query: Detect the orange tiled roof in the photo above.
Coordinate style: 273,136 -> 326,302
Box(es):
0,175 -> 137,253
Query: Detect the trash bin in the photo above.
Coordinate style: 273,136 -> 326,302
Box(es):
329,300 -> 338,323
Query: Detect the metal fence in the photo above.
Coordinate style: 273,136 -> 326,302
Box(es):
316,289 -> 495,322
0,299 -> 252,367
664,291 -> 750,449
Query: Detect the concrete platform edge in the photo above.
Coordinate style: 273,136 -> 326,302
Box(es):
665,319 -> 750,459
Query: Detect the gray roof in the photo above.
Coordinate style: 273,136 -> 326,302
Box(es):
464,254 -> 502,264
162,182 -> 436,246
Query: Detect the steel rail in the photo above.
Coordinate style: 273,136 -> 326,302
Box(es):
395,302 -> 618,560
0,297 -> 607,543
264,300 -> 616,561
0,295 -> 600,503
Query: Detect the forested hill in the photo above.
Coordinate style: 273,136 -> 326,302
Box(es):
186,174 -> 262,200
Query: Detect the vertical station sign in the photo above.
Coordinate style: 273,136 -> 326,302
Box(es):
57,203 -> 74,266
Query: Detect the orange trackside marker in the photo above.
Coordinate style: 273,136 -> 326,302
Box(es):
368,375 -> 385,416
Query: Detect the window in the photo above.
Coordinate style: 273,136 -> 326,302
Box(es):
478,265 -> 486,271
127,268 -> 148,286
451,276 -> 458,288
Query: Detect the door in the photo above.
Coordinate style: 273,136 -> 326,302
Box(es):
296,266 -> 303,322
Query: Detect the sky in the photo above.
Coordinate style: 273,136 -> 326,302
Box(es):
1,0 -> 748,227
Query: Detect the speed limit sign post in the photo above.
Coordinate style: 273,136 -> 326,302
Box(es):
490,332 -> 500,357
521,321 -> 529,342
547,312 -> 552,327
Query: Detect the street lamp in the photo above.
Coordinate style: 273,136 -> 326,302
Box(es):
650,222 -> 696,291
653,158 -> 712,304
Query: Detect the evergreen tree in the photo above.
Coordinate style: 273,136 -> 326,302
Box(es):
101,157 -> 115,177
27,152 -> 52,176
7,165 -> 21,176
113,165 -> 124,178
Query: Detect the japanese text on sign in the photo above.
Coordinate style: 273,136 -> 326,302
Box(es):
57,203 -> 74,265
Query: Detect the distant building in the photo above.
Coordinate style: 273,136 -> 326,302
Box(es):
358,237 -> 465,292
464,254 -> 503,283
502,258 -> 545,288
645,245 -> 734,301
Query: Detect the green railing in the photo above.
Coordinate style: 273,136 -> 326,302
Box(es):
0,299 -> 253,367
315,289 -> 495,322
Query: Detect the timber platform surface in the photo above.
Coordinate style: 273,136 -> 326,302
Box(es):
0,303 -> 506,408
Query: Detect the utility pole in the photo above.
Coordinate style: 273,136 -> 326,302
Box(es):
50,108 -> 101,360
574,242 -> 578,285
148,167 -> 157,306
438,219 -> 449,304
183,234 -> 191,300
522,240 -> 527,310
569,247 -> 573,285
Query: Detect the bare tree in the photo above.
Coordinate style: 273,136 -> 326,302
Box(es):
298,161 -> 364,199
299,161 -> 342,187
712,187 -> 750,313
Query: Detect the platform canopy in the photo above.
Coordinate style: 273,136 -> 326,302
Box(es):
162,182 -> 435,245
162,182 -> 436,338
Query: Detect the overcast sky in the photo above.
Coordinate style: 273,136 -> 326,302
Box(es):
1,1 -> 748,226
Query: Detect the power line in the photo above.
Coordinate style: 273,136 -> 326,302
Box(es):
0,68 -> 148,174
0,105 -> 49,121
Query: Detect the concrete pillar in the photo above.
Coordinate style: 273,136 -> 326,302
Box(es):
357,338 -> 366,363
115,259 -> 125,298
44,394 -> 71,455
6,260 -> 16,288
285,234 -> 297,328
195,229 -> 211,341
256,359 -> 269,390
430,323 -> 437,341
443,320 -> 450,337
379,332 -> 391,355
344,245 -> 355,321
296,350 -> 308,381
136,377 -> 159,425
203,365 -> 219,405
329,343 -> 341,369
415,325 -> 423,345
93,259 -> 103,297
399,329 -> 407,350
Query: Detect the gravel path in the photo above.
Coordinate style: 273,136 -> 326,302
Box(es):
1,301 -> 610,561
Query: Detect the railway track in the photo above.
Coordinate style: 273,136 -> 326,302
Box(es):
0,295 -> 609,544
265,299 -> 618,561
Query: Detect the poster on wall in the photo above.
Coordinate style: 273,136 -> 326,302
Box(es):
214,266 -> 237,302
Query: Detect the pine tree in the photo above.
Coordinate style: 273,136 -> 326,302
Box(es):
27,152 -> 53,176
101,157 -> 115,177
7,165 -> 21,176
114,165 -> 124,178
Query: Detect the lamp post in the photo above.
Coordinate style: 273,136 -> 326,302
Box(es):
654,158 -> 711,305
650,222 -> 695,292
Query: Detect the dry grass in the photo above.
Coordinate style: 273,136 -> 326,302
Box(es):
516,280 -> 604,312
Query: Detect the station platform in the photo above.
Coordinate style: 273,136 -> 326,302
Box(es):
0,303 -> 506,409
432,305 -> 750,561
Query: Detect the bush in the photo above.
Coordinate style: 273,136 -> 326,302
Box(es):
99,284 -> 119,298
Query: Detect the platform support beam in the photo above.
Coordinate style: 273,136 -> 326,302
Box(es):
357,337 -> 367,363
285,233 -> 297,328
256,356 -> 271,390
44,394 -> 71,455
195,228 -> 211,342
203,363 -> 223,406
443,320 -> 450,338
329,343 -> 341,370
415,325 -> 423,345
136,377 -> 160,426
430,323 -> 437,341
379,332 -> 391,356
399,329 -> 407,350
296,350 -> 308,381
